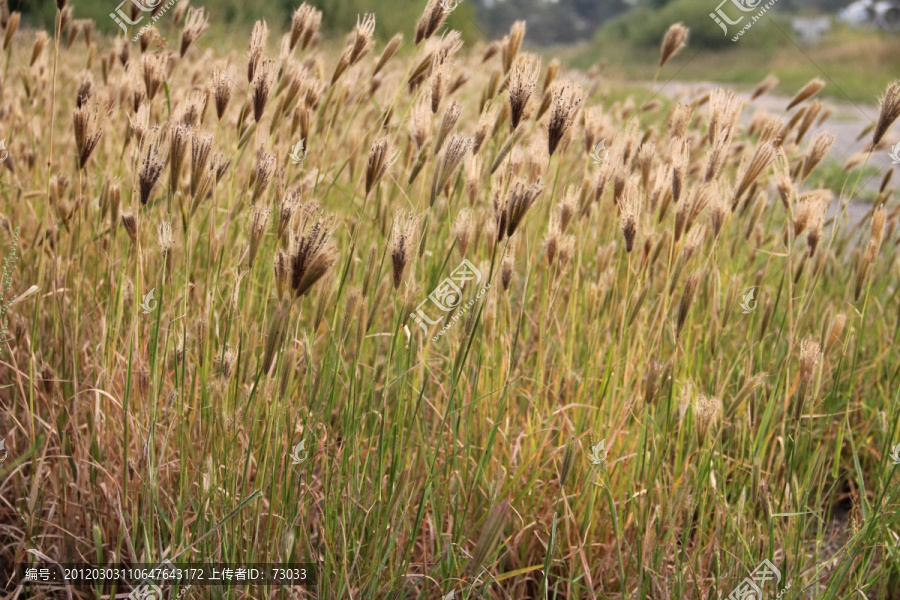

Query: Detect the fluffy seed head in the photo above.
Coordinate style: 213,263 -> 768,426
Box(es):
415,0 -> 450,45
505,178 -> 544,239
659,23 -> 689,68
180,7 -> 209,57
547,81 -> 585,156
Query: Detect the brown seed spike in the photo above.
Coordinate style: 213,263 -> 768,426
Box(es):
872,80 -> 900,148
659,23 -> 689,68
508,54 -> 541,131
365,137 -> 398,197
390,211 -> 417,289
547,81 -> 585,157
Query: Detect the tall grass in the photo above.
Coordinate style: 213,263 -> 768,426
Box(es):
0,3 -> 899,599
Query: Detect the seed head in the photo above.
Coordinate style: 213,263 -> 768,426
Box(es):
453,209 -> 473,257
250,150 -> 277,204
508,54 -> 541,130
248,20 -> 269,83
466,501 -> 509,576
501,21 -> 527,73
619,184 -> 640,252
415,0 -> 450,45
248,204 -> 271,269
168,124 -> 191,198
799,338 -> 821,382
431,134 -> 473,206
708,88 -> 743,146
659,23 -> 689,68
251,59 -> 276,122
676,273 -> 701,339
141,52 -> 167,101
786,77 -> 825,111
210,67 -> 234,121
751,73 -> 779,100
872,80 -> 900,148
501,239 -> 516,291
180,7 -> 209,57
157,219 -> 174,261
732,142 -> 777,209
280,206 -> 337,299
73,101 -> 103,170
800,131 -> 835,183
692,394 -> 722,444
547,81 -> 585,156
30,31 -> 48,66
391,211 -> 417,289
138,126 -> 168,205
373,33 -> 403,77
122,212 -> 138,247
365,137 -> 399,197
434,101 -> 462,155
290,4 -> 323,51
331,14 -> 376,84
505,178 -> 544,239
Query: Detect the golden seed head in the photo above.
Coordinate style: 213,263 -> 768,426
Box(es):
786,77 -> 826,111
373,33 -> 403,77
751,73 -> 779,100
501,21 -> 527,73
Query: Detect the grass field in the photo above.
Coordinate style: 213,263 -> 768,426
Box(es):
1,2 -> 900,599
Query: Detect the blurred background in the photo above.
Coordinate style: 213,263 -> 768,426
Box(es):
8,0 -> 899,101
